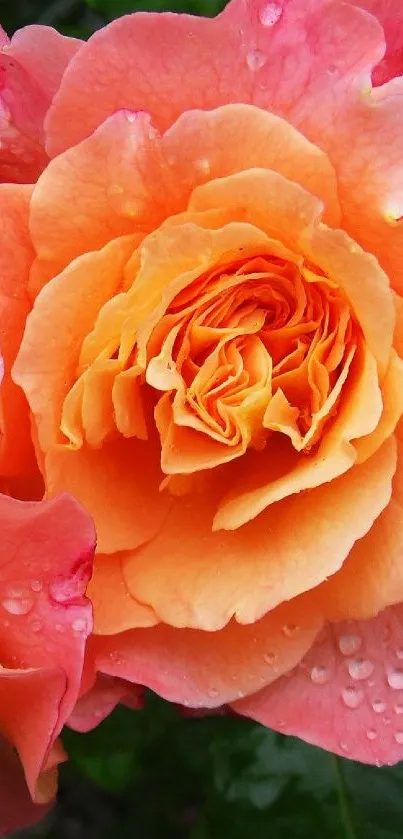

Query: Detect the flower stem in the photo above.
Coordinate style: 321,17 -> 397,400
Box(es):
333,755 -> 357,839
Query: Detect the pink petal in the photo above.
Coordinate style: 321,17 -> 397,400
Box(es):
45,0 -> 382,157
85,597 -> 322,709
353,0 -> 403,83
68,674 -> 143,732
0,738 -> 51,836
0,492 -> 95,795
0,25 -> 81,183
233,606 -> 403,766
44,0 -> 403,295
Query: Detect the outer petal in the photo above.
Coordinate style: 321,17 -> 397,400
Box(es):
121,439 -> 395,630
233,605 -> 403,766
0,738 -> 51,837
353,0 -> 403,83
67,674 -> 143,733
44,0 -> 403,292
0,25 -> 81,183
86,597 -> 322,709
0,184 -> 37,483
0,492 -> 95,796
44,0 -> 382,157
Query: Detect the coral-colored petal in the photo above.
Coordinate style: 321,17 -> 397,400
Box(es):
68,674 -> 143,733
0,492 -> 95,795
44,437 -> 170,554
0,738 -> 51,836
7,25 -> 81,105
13,235 -> 138,452
233,605 -> 403,766
0,668 -> 65,802
121,439 -> 395,630
44,0 -> 381,157
88,554 -> 159,633
0,184 -> 37,481
87,598 -> 322,708
0,25 -> 81,183
44,0 -> 403,293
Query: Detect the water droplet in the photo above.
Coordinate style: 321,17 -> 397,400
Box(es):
208,688 -> 219,699
72,618 -> 87,633
2,594 -> 34,616
30,580 -> 43,592
125,112 -> 137,123
372,700 -> 386,714
396,649 -> 403,660
194,157 -> 211,177
394,704 -> 403,715
282,623 -> 299,637
338,633 -> 362,656
387,669 -> 403,690
264,651 -> 277,664
310,665 -> 329,685
395,731 -> 403,744
49,578 -> 85,605
339,741 -> 350,753
347,658 -> 374,681
259,2 -> 283,26
341,687 -> 363,709
246,49 -> 267,71
366,729 -> 377,741
55,623 -> 64,633
30,619 -> 42,634
327,64 -> 338,75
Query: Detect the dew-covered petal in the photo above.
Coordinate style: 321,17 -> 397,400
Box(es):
85,598 -> 322,709
0,492 -> 95,796
233,605 -> 403,766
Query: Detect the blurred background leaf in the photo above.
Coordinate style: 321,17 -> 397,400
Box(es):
11,693 -> 403,839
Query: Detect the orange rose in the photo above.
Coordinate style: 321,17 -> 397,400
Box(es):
3,0 -> 403,766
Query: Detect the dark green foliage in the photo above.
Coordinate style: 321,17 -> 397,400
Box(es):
17,694 -> 403,839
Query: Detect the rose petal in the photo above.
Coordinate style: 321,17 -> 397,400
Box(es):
0,737 -> 51,836
305,425 -> 403,621
353,0 -> 403,83
121,438 -> 395,630
44,0 -> 382,157
30,104 -> 340,294
233,605 -> 403,766
68,674 -> 143,733
0,492 -> 95,795
0,184 -> 38,482
86,597 -> 322,708
88,555 -> 158,634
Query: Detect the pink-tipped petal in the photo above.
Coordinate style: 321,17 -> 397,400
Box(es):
0,738 -> 51,836
233,605 -> 403,766
68,674 -> 143,733
0,492 -> 95,796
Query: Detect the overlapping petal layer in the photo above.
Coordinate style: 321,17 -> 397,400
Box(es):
0,492 -> 95,801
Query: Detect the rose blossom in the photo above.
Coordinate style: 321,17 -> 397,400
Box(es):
2,0 -> 403,773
